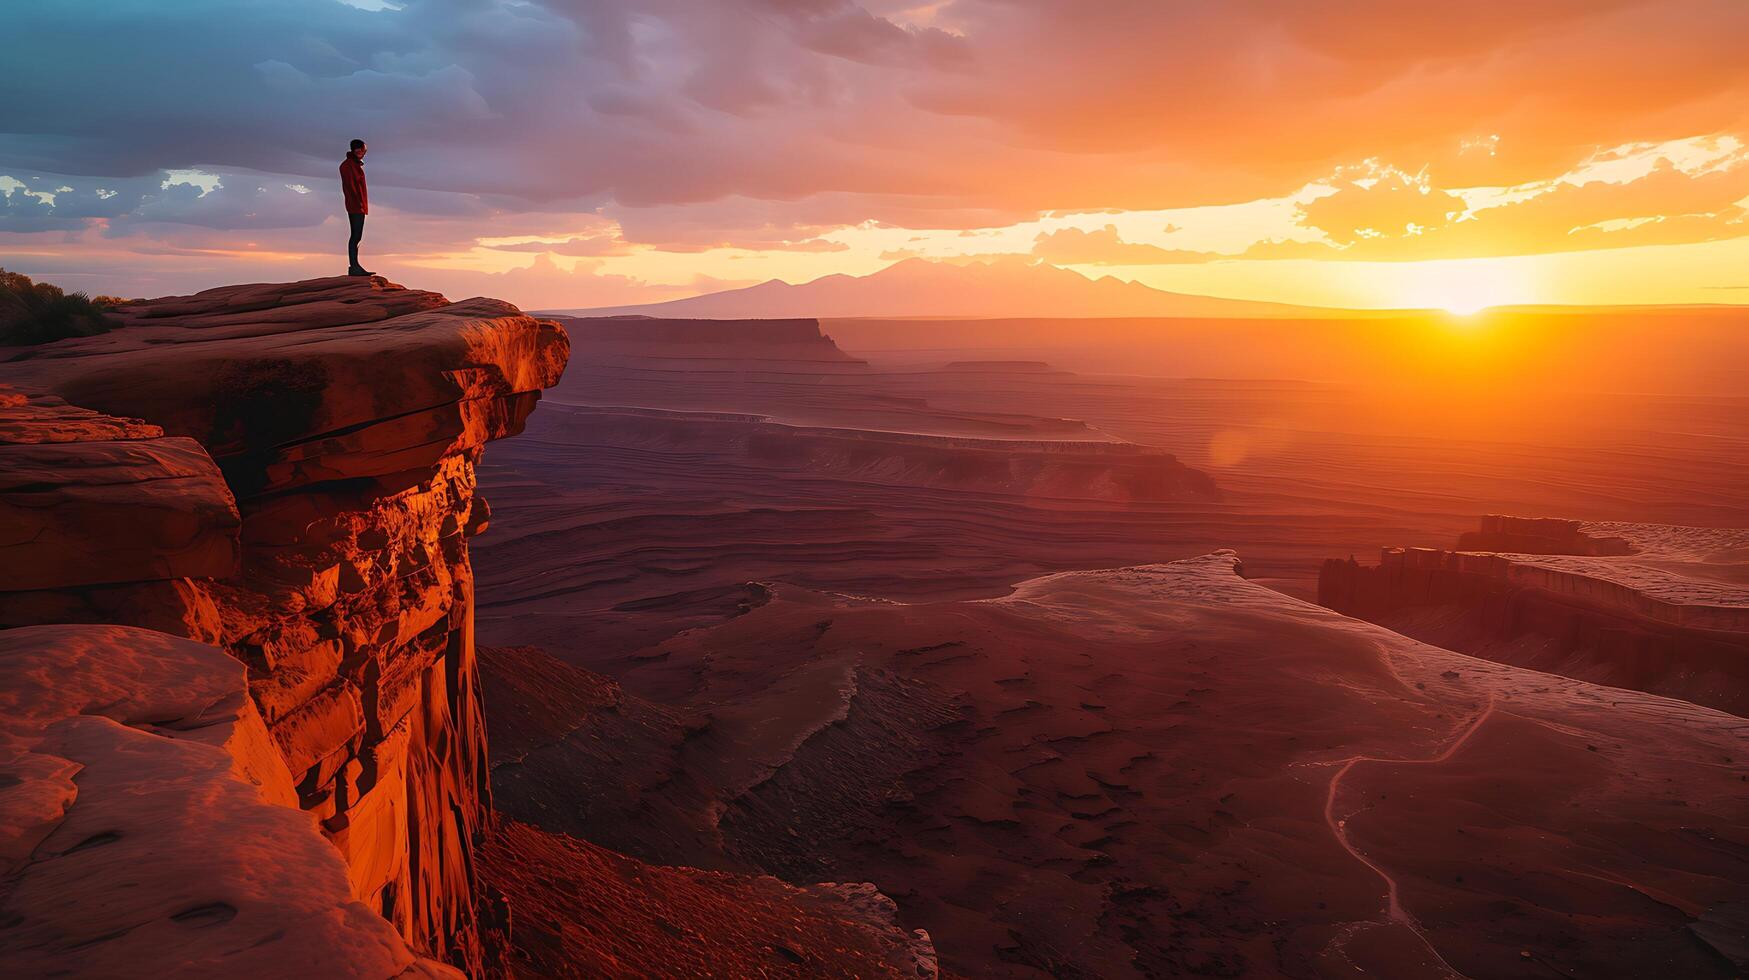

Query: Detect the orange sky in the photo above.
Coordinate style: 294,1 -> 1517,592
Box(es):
3,1 -> 1747,311
440,134 -> 1749,311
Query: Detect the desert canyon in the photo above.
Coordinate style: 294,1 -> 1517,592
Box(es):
10,1 -> 1749,975
0,273 -> 1741,979
470,306 -> 1749,977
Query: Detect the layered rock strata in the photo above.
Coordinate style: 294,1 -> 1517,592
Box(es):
0,276 -> 568,973
1320,515 -> 1749,713
550,314 -> 864,368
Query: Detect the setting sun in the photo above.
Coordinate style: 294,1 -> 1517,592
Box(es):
1433,293 -> 1502,316
1393,257 -> 1540,314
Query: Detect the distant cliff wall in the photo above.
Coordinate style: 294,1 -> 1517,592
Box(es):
551,313 -> 863,365
1319,524 -> 1749,716
1453,514 -> 1634,556
0,277 -> 568,973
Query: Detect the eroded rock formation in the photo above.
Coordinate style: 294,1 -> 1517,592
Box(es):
552,314 -> 864,368
0,276 -> 568,973
1319,515 -> 1749,714
0,624 -> 460,978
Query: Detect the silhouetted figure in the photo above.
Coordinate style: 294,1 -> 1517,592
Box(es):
340,139 -> 372,276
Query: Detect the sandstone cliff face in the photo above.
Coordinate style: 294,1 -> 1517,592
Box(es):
0,276 -> 568,973
0,625 -> 461,978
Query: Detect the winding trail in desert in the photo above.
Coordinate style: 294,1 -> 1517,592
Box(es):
1321,695 -> 1498,977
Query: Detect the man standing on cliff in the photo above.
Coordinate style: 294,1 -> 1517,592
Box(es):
340,139 -> 372,276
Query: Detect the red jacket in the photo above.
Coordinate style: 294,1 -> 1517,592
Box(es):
340,153 -> 367,214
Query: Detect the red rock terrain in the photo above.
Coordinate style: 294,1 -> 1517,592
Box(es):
0,388 -> 239,593
0,277 -> 567,973
475,646 -> 939,977
0,624 -> 460,978
7,294 -> 1749,978
473,317 -> 1238,661
0,278 -> 945,979
480,821 -> 936,979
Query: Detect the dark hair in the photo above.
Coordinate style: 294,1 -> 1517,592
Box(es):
350,139 -> 366,151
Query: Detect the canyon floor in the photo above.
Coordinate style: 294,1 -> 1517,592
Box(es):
472,315 -> 1749,977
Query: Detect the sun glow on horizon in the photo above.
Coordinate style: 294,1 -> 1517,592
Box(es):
1434,296 -> 1500,317
1391,257 -> 1540,314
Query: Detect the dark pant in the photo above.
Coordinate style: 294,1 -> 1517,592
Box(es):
348,212 -> 366,269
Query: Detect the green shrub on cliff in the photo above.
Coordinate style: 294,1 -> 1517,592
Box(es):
0,268 -> 127,346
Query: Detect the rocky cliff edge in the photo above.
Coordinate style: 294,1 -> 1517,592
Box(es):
0,276 -> 568,975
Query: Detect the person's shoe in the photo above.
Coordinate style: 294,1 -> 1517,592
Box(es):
348,266 -> 374,277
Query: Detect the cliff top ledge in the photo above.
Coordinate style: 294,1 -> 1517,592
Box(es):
0,275 -> 570,496
1,276 -> 569,592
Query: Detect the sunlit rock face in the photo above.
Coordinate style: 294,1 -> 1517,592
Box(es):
0,388 -> 240,594
0,625 -> 462,979
0,276 -> 569,972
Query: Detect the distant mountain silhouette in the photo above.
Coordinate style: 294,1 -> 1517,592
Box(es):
552,257 -> 1339,319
